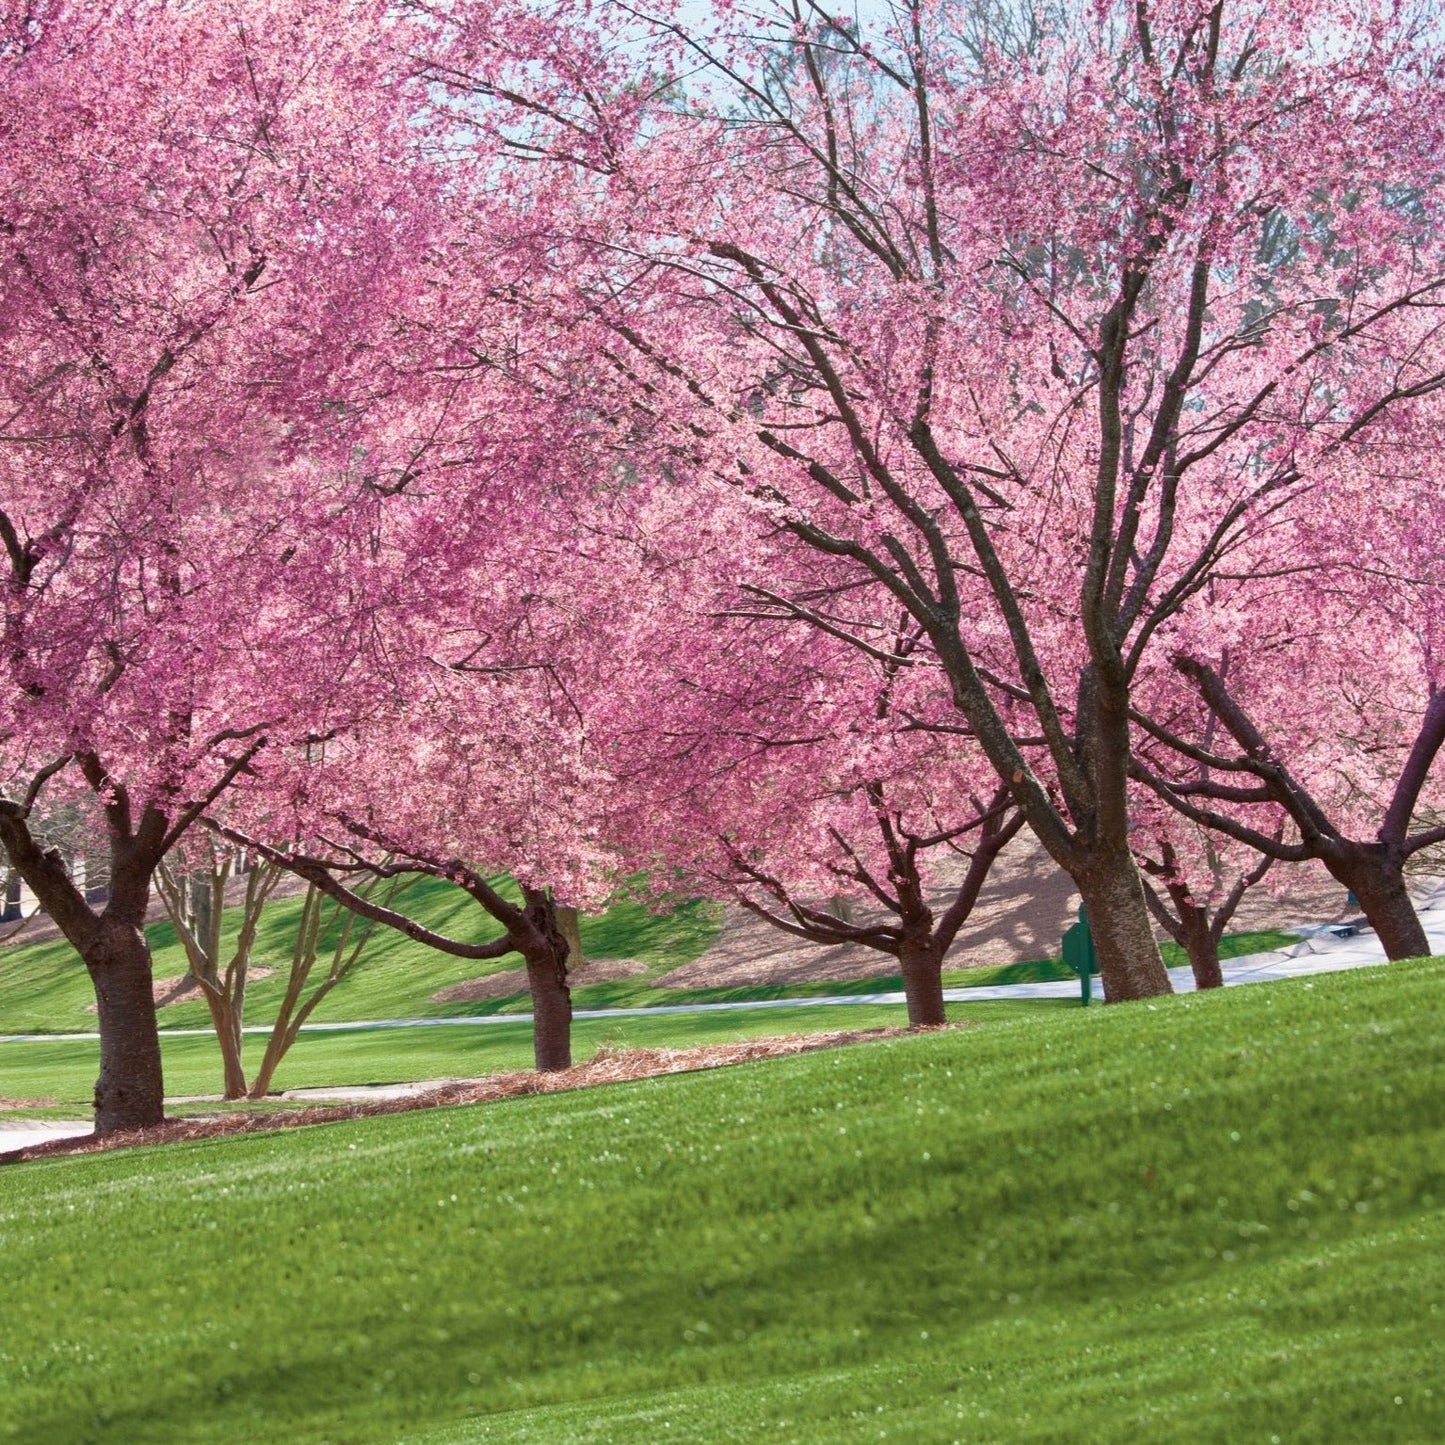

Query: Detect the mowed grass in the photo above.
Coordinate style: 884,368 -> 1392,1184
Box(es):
581,927 -> 1300,1012
0,864 -> 1298,1037
1,1000 -> 1066,1107
0,878 -> 724,1035
0,960 -> 1440,1444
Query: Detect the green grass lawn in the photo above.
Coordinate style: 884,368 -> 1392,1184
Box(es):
5,1000 -> 1057,1106
0,866 -> 1299,1037
0,959 -> 1440,1443
556,927 -> 1301,1014
0,877 -> 725,1035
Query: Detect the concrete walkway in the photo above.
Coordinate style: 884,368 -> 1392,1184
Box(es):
4,896 -> 1443,1046
0,1118 -> 95,1153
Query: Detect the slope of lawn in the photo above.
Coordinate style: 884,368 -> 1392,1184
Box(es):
0,867 -> 1298,1036
0,877 -> 724,1035
1,1001 -> 1075,1108
536,927 -> 1301,1014
0,959 -> 1440,1444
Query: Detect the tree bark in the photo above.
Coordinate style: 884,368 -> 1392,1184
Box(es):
526,951 -> 573,1070
248,1011 -> 301,1099
245,880 -> 327,1099
1180,913 -> 1224,990
554,904 -> 584,971
85,916 -> 166,1133
1074,850 -> 1175,1002
897,933 -> 946,1027
197,986 -> 248,1100
522,887 -> 573,1071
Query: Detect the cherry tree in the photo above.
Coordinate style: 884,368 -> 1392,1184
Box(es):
425,0 -> 1445,1002
221,647 -> 611,1073
0,0 -> 436,1131
213,408 -> 629,1073
1122,302 -> 1445,958
584,494 -> 1028,1025
1130,800 -> 1276,989
1133,575 -> 1445,961
707,776 -> 1024,1026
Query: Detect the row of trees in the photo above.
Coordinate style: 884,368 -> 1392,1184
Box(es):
3,0 -> 1444,1132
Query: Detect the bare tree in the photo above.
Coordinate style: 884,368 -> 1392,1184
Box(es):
157,847 -> 416,1099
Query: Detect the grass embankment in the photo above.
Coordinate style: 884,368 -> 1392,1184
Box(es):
2,1001 -> 1073,1110
1,960 -> 1440,1443
566,928 -> 1299,1013
0,878 -> 724,1035
0,866 -> 1297,1035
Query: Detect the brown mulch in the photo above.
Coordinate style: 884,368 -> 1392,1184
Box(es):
432,957 -> 647,1004
0,1025 -> 931,1166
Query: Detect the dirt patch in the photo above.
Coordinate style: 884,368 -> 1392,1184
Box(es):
656,839 -> 1355,990
83,967 -> 277,1014
0,1025 -> 930,1165
0,1097 -> 56,1111
432,957 -> 648,1004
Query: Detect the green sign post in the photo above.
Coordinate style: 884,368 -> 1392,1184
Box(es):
1061,904 -> 1096,1007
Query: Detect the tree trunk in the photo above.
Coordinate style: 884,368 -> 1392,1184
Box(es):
554,904 -> 584,972
1327,849 -> 1429,960
526,951 -> 573,1071
245,914 -> 318,1100
897,934 -> 946,1027
0,779 -> 173,1133
519,887 -> 574,1071
198,986 -> 248,1100
1181,915 -> 1224,990
1073,851 -> 1174,1001
247,1036 -> 288,1101
85,917 -> 166,1133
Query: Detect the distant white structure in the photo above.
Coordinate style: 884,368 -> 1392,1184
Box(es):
2,852 -> 108,922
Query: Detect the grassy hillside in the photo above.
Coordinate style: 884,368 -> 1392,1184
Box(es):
3,1000 -> 1053,1107
0,876 -> 723,1034
0,868 -> 1297,1036
548,927 -> 1300,1013
0,959 -> 1440,1443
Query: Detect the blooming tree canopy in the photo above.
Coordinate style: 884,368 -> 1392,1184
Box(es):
1133,436 -> 1445,960
8,0 -> 1445,1126
423,0 -> 1445,1001
0,0 -> 437,1129
579,487 -> 1025,1025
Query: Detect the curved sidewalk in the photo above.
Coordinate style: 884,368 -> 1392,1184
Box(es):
3,904 -> 1442,1049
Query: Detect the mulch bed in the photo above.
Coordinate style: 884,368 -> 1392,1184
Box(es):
0,1024 -> 938,1166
